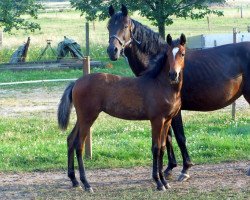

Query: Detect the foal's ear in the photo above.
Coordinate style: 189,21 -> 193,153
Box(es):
180,33 -> 186,46
109,5 -> 115,17
167,34 -> 172,46
121,4 -> 128,16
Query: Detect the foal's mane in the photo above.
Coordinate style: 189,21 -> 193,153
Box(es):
142,49 -> 168,78
132,19 -> 167,55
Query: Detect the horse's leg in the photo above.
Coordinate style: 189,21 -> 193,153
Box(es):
75,123 -> 93,192
243,82 -> 250,104
67,122 -> 80,187
151,118 -> 167,191
167,110 -> 194,182
158,121 -> 171,189
164,127 -> 177,180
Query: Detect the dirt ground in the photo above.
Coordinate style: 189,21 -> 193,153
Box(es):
0,161 -> 249,199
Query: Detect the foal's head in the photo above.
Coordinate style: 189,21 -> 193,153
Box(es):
166,34 -> 186,84
107,4 -> 133,61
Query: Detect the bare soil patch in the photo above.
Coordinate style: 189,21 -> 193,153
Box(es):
0,161 -> 249,199
0,86 -> 249,118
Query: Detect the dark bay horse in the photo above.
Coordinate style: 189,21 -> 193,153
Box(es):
58,34 -> 187,191
107,5 -> 250,181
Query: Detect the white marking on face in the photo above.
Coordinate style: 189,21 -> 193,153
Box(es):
172,47 -> 179,59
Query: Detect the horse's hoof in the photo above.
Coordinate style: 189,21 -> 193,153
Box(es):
157,185 -> 166,191
72,179 -> 80,188
178,173 -> 190,182
73,185 -> 83,191
164,170 -> 173,180
247,168 -> 250,176
85,187 -> 94,193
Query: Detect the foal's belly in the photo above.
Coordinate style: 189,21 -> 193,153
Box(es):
181,75 -> 243,111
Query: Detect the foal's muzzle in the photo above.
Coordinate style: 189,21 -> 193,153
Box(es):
169,71 -> 179,84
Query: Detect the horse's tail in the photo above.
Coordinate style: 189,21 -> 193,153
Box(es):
57,82 -> 75,130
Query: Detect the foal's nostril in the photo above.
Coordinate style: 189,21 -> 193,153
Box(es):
169,72 -> 178,81
114,47 -> 118,54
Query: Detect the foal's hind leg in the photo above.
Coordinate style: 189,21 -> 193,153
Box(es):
67,123 -> 80,187
75,119 -> 96,192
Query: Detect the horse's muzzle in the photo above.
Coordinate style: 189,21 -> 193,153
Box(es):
107,45 -> 120,61
169,71 -> 179,84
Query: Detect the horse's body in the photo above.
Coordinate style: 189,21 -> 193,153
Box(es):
182,42 -> 248,111
58,35 -> 187,191
107,5 -> 250,181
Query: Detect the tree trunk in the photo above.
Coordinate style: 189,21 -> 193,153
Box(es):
158,20 -> 165,40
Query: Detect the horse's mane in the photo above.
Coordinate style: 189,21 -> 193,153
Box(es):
142,49 -> 168,78
132,19 -> 167,55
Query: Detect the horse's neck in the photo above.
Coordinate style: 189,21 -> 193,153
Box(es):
124,46 -> 149,76
124,20 -> 166,77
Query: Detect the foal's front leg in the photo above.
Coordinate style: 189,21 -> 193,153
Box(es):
151,118 -> 169,191
158,121 -> 171,189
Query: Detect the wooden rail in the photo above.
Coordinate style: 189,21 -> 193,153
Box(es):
0,59 -> 105,71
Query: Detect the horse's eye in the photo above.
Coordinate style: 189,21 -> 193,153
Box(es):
181,53 -> 185,57
124,25 -> 129,29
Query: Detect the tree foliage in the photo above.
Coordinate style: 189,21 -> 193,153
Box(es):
0,0 -> 42,32
70,0 -> 225,38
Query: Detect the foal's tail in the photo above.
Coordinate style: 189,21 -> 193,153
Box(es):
57,82 -> 75,130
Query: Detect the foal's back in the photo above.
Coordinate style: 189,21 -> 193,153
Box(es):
72,73 -> 148,120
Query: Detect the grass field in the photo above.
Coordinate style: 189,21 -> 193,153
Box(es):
0,108 -> 249,172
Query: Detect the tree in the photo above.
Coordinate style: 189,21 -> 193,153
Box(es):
0,0 -> 42,32
70,0 -> 225,38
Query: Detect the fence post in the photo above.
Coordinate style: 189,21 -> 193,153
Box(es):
240,5 -> 243,18
207,16 -> 210,31
83,56 -> 92,159
86,22 -> 90,56
0,30 -> 3,47
232,28 -> 237,120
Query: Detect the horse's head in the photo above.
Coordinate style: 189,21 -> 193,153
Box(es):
107,4 -> 133,61
166,34 -> 186,84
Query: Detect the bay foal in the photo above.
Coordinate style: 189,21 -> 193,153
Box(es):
58,34 -> 186,191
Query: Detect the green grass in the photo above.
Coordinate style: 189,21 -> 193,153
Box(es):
0,110 -> 249,172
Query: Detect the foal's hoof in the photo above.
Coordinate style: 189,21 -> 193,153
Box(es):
164,183 -> 171,189
178,173 -> 190,182
85,187 -> 94,193
157,185 -> 166,191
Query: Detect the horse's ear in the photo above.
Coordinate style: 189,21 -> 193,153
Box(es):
166,34 -> 172,46
180,33 -> 186,46
109,5 -> 115,17
121,4 -> 128,16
